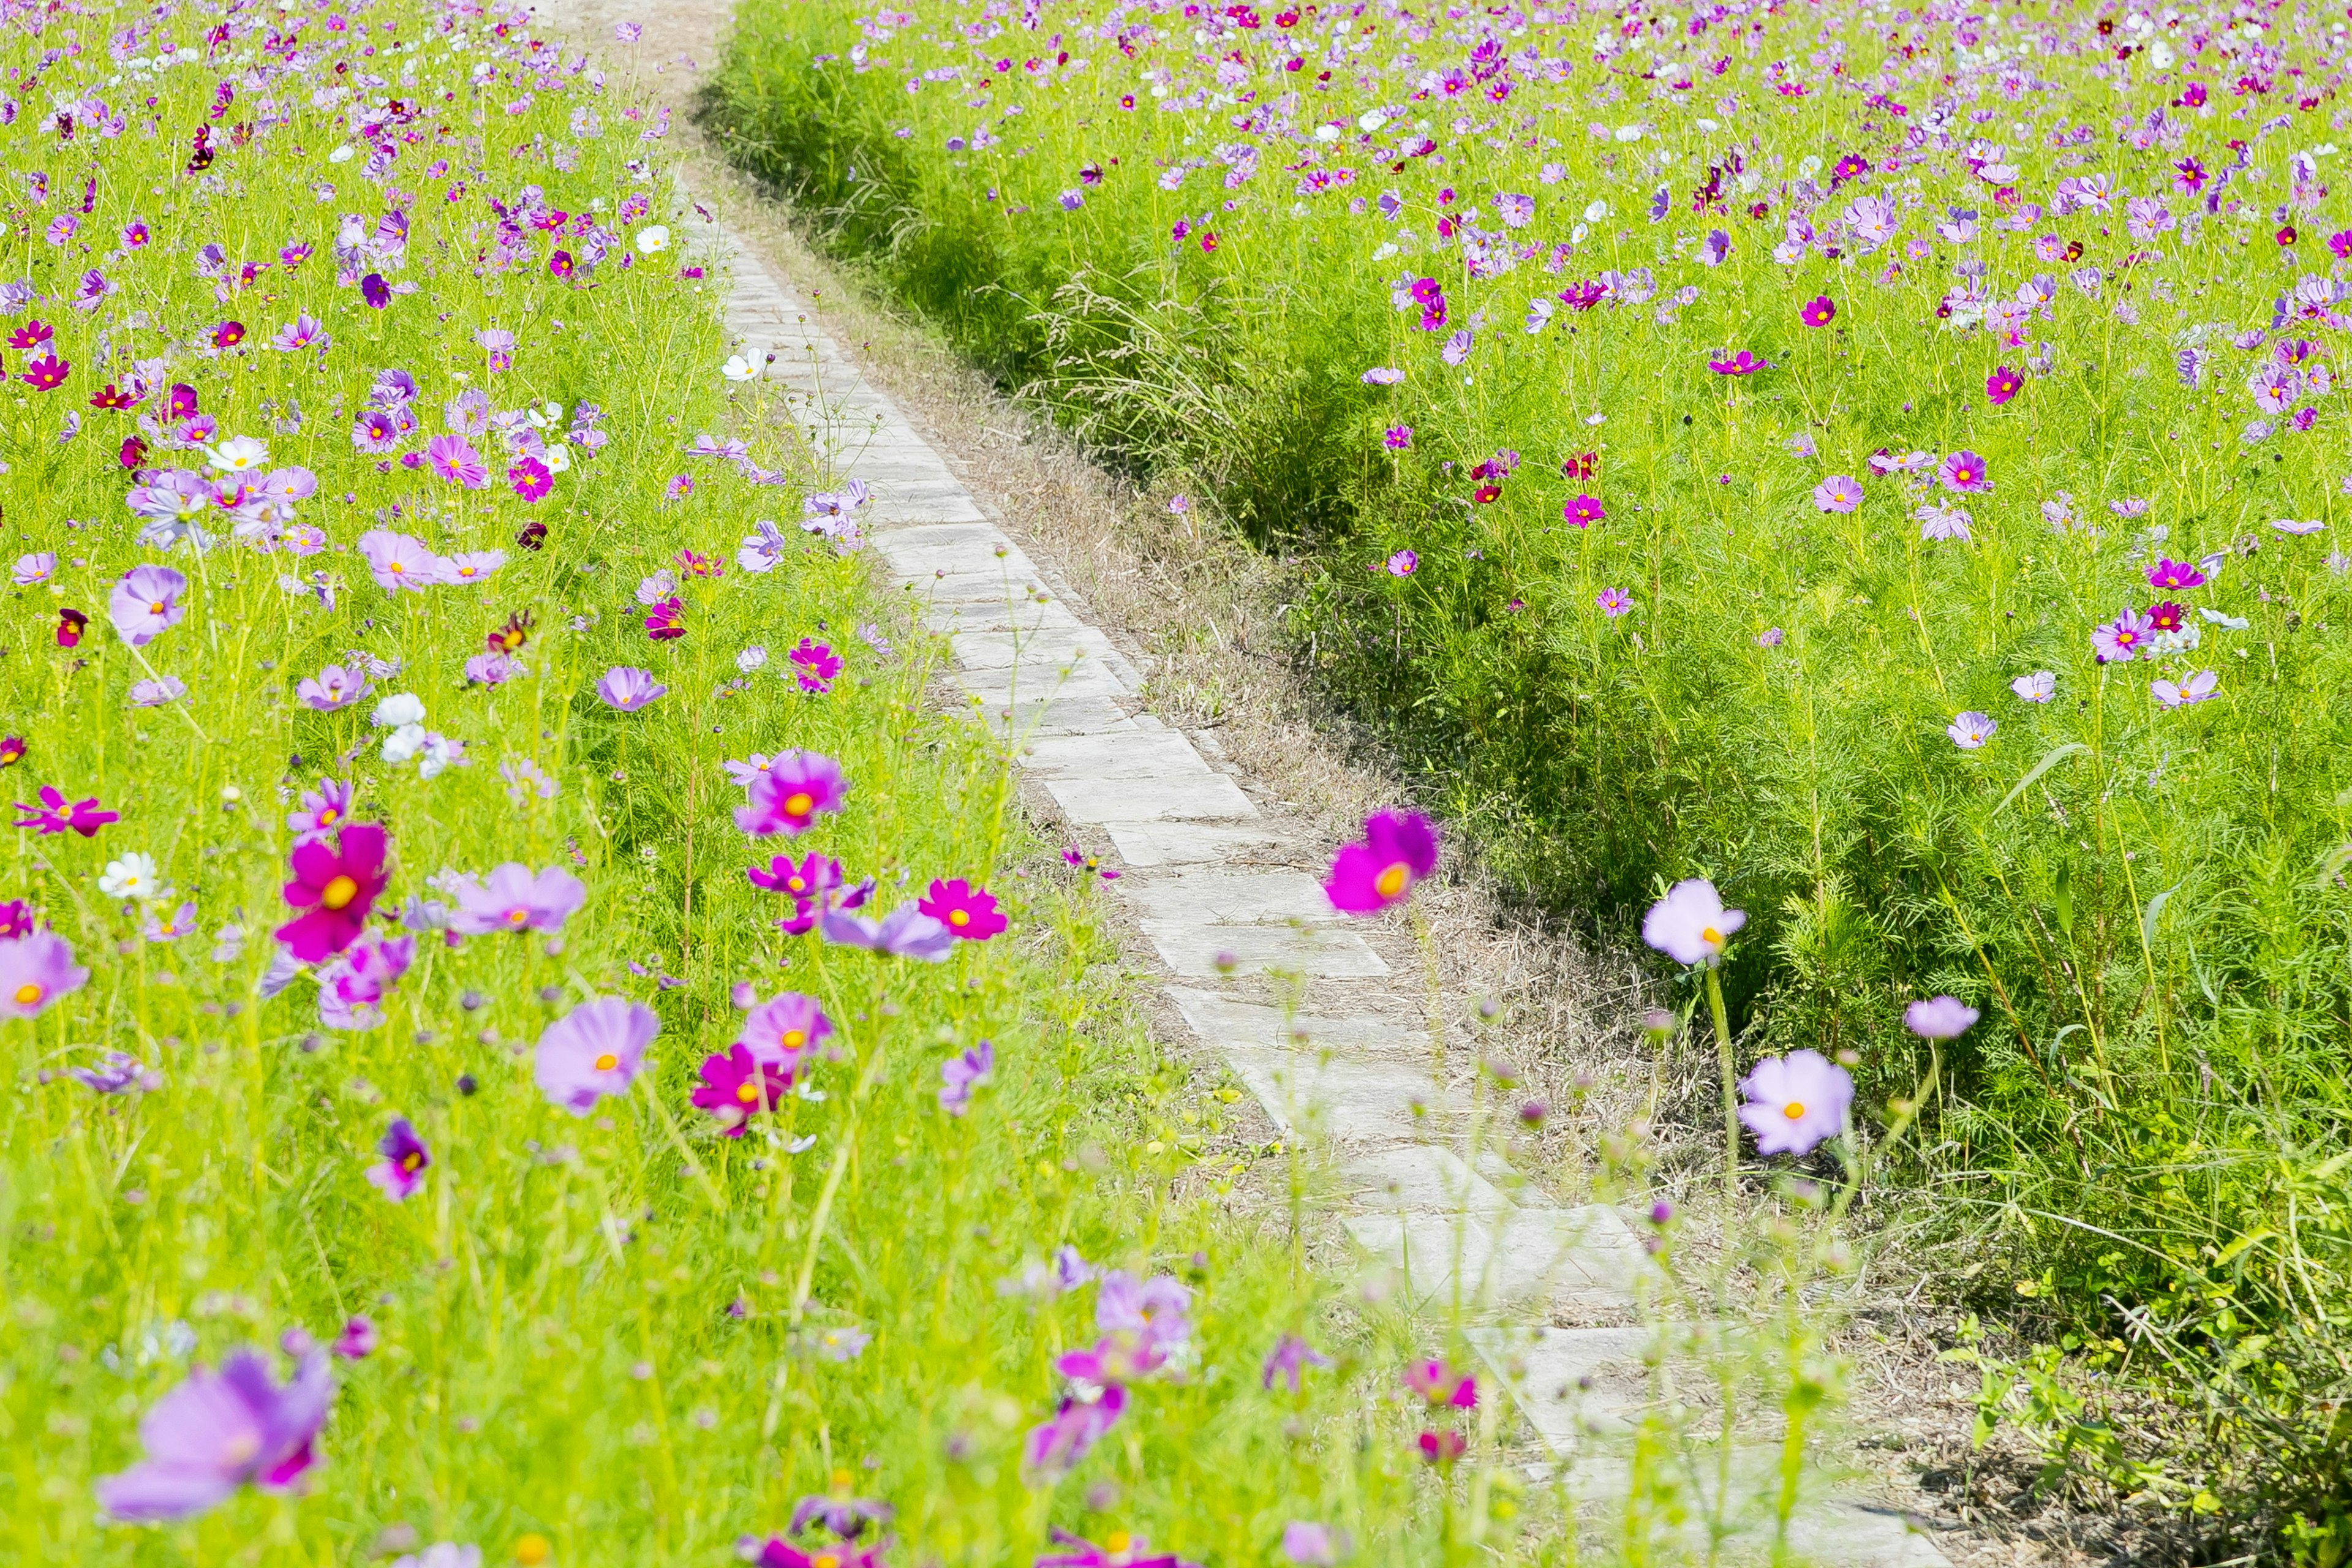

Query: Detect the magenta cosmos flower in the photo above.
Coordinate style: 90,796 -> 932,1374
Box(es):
535,995 -> 658,1115
1037,1529 -> 1200,1568
446,864 -> 587,935
1641,877 -> 1744,967
1811,475 -> 1864,513
918,877 -> 1007,941
13,785 -> 118,837
1985,366 -> 2023,405
1737,1049 -> 1853,1156
2146,557 -> 2207,591
736,752 -> 848,837
742,1540 -> 886,1568
0,930 -> 89,1019
2090,608 -> 2154,663
107,565 -> 189,646
274,823 -> 390,963
790,637 -> 844,692
365,1117 -> 431,1200
822,903 -> 955,962
1707,349 -> 1768,375
737,989 -> 832,1070
1800,295 -> 1836,327
1023,1386 -> 1129,1480
94,1344 -> 333,1522
1903,995 -> 1980,1040
1937,450 -> 1989,492
691,1044 -> 793,1135
597,666 -> 668,711
1563,493 -> 1606,527
424,434 -> 487,488
1323,809 -> 1439,915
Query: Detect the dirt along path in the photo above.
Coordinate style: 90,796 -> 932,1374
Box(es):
514,2 -> 2023,1560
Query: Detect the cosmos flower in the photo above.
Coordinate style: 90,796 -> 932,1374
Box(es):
1985,366 -> 2024,405
1937,450 -> 1990,492
12,785 -> 117,837
736,753 -> 848,837
1385,549 -> 1418,576
2153,669 -> 2221,709
737,990 -> 832,1070
1022,1387 -> 1128,1480
365,1117 -> 431,1200
2090,608 -> 2154,663
821,903 -> 955,962
1596,587 -> 1632,617
1946,710 -> 1997,749
1903,996 -> 1980,1039
297,665 -> 372,712
1323,810 -> 1439,914
2011,671 -> 2056,703
1811,475 -> 1864,513
1036,1529 -> 1200,1568
358,531 -> 447,591
2146,557 -> 2207,591
1800,295 -> 1836,327
535,996 -> 658,1115
1737,1049 -> 1853,1156
1641,878 -> 1744,967
1262,1334 -> 1335,1392
789,638 -> 844,692
938,1040 -> 995,1115
597,666 -> 668,711
107,565 -> 188,646
1564,494 -> 1605,527
692,1044 -> 793,1136
274,823 -> 391,963
445,864 -> 587,935
0,930 -> 89,1019
94,1344 -> 333,1521
1707,349 -> 1768,375
918,878 -> 1007,941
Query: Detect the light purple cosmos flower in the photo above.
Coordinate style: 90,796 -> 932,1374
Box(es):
69,1049 -> 162,1093
737,989 -> 832,1071
286,779 -> 358,844
130,677 -> 188,707
1642,878 -> 1744,968
1098,1270 -> 1192,1347
365,1117 -> 431,1201
1596,587 -> 1632,618
107,565 -> 188,646
1811,475 -> 1863,513
1282,1523 -> 1342,1566
2272,517 -> 2325,537
2011,671 -> 2056,703
463,653 -> 515,687
2153,670 -> 2221,708
356,530 -> 445,592
13,550 -> 54,585
443,550 -> 505,584
1903,996 -> 1980,1040
597,666 -> 667,711
1360,367 -> 1403,385
938,1040 -> 995,1115
0,929 -> 91,1019
535,996 -> 658,1115
1917,505 -> 1973,542
94,1344 -> 333,1521
1946,711 -> 1996,749
297,664 -> 372,712
821,903 -> 955,962
424,434 -> 487,489
736,752 -> 847,836
270,314 -> 330,352
1262,1334 -> 1335,1392
447,864 -> 587,935
1736,1049 -> 1853,1156
1385,549 -> 1419,577
2090,608 -> 2154,663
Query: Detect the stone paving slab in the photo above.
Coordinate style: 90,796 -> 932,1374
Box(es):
1114,867 -> 1341,925
1045,773 -> 1258,826
1137,919 -> 1391,980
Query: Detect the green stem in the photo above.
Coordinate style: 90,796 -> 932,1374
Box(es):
1705,964 -> 1738,1213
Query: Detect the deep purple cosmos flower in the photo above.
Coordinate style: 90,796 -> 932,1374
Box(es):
737,990 -> 832,1071
94,1344 -> 333,1521
918,878 -> 1006,941
790,638 -> 844,693
447,864 -> 587,935
736,753 -> 847,837
12,785 -> 117,837
822,903 -> 955,962
1904,995 -> 1981,1040
2090,608 -> 2154,663
365,1117 -> 431,1200
597,666 -> 667,711
1737,1049 -> 1853,1155
0,930 -> 90,1019
1262,1334 -> 1335,1392
938,1040 -> 994,1115
1036,1529 -> 1201,1568
275,823 -> 390,962
360,273 -> 392,309
297,665 -> 372,712
1323,810 -> 1439,914
535,996 -> 658,1115
1938,450 -> 1990,492
787,1478 -> 894,1540
692,1044 -> 793,1135
1800,295 -> 1836,327
1642,878 -> 1744,967
107,565 -> 188,646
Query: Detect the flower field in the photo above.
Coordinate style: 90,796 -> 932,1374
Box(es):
0,2 -> 1548,1562
711,0 -> 2352,1539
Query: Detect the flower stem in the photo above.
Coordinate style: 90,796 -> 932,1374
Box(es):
1705,964 -> 1738,1212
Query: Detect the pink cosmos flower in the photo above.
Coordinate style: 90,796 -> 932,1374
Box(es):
692,1044 -> 792,1136
1707,349 -> 1768,375
1403,1359 -> 1477,1408
425,435 -> 487,488
365,1117 -> 431,1200
357,530 -> 446,591
0,930 -> 89,1018
747,851 -> 844,901
274,823 -> 390,963
1641,878 -> 1744,967
94,1344 -> 333,1522
1799,295 -> 1836,327
1737,1049 -> 1853,1156
1811,475 -> 1864,513
446,864 -> 587,935
108,565 -> 189,647
918,877 -> 1007,941
13,785 -> 118,837
2090,608 -> 2154,663
736,752 -> 848,837
597,666 -> 667,711
1022,1387 -> 1129,1480
1985,365 -> 2023,405
1596,587 -> 1632,617
1385,549 -> 1418,577
535,996 -> 658,1115
1323,809 -> 1439,914
790,637 -> 843,692
737,990 -> 832,1071
1903,995 -> 1980,1040
508,456 -> 552,501
1937,450 -> 1989,492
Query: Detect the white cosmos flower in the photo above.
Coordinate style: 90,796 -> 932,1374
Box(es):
634,224 -> 671,255
372,692 -> 426,729
100,853 -> 166,901
722,354 -> 760,383
381,723 -> 429,764
328,145 -> 354,164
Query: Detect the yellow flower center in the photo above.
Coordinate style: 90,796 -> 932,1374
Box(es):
949,908 -> 970,927
783,791 -> 813,818
786,877 -> 806,893
815,1555 -> 840,1568
1782,1101 -> 1806,1120
594,1052 -> 619,1072
782,1029 -> 805,1049
148,600 -> 166,614
401,1152 -> 423,1171
1106,1533 -> 1133,1556
388,560 -> 404,573
13,982 -> 42,1006
1373,862 -> 1410,899
320,875 -> 359,910
830,1467 -> 853,1491
458,565 -> 476,577
507,908 -> 529,925
320,807 -> 340,824
1700,925 -> 1722,946
736,1082 -> 761,1104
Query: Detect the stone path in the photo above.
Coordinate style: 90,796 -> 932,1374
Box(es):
530,1 -> 1958,1556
